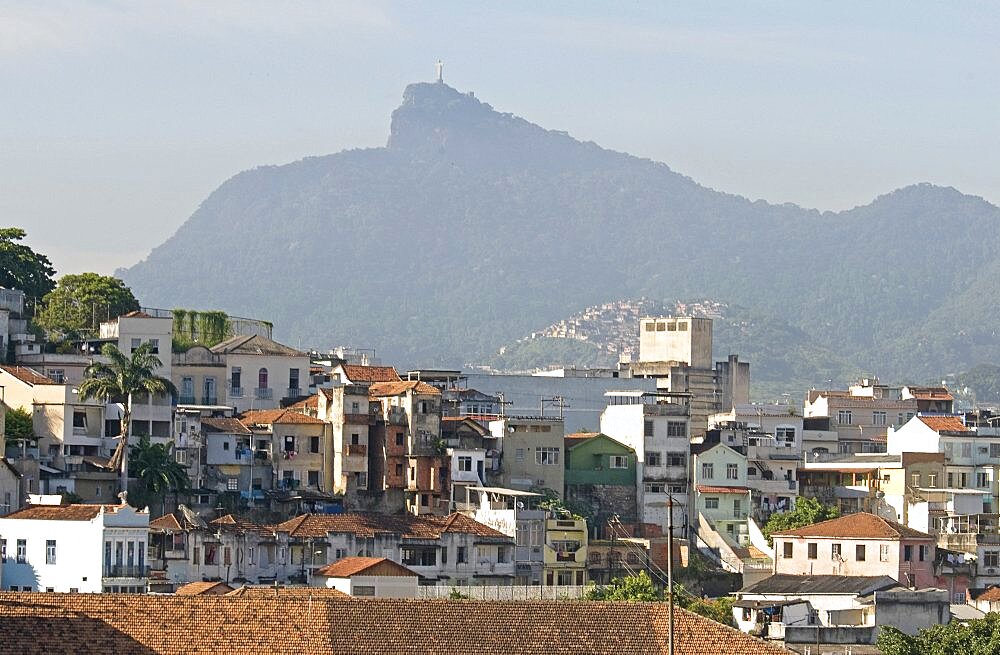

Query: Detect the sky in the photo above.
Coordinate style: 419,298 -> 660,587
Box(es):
4,1 -> 1000,276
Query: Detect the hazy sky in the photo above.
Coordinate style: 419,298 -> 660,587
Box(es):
4,2 -> 999,276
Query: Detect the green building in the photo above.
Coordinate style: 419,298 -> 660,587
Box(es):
564,432 -> 638,532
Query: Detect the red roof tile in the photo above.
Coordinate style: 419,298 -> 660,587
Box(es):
174,581 -> 234,596
0,365 -> 57,385
1,504 -> 135,521
918,416 -> 971,433
149,514 -> 182,531
369,380 -> 441,397
200,417 -> 251,434
316,557 -> 418,578
0,592 -> 794,654
976,586 -> 1000,602
770,512 -> 932,540
241,408 -> 326,425
343,365 -> 401,384
696,485 -> 751,494
276,512 -> 509,540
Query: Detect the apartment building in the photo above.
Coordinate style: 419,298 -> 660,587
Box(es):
0,500 -> 149,593
488,417 -> 565,497
804,378 -> 920,454
600,390 -> 689,537
213,335 -> 310,413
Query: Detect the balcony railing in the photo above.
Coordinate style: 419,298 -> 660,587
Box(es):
177,395 -> 196,405
230,386 -> 245,398
346,444 -> 367,456
285,387 -> 304,398
276,479 -> 300,490
201,395 -> 218,405
254,387 -> 274,400
105,565 -> 151,578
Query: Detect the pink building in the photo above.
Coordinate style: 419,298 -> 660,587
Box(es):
771,512 -> 936,589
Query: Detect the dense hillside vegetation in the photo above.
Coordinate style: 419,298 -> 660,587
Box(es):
121,81 -> 1000,389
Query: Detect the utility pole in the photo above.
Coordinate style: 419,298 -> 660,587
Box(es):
667,493 -> 674,655
540,396 -> 569,419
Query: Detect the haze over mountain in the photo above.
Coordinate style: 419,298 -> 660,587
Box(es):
121,81 -> 1000,388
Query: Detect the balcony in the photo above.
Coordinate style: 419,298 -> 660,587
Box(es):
105,565 -> 151,578
230,386 -> 245,399
254,387 -> 274,400
201,396 -> 218,405
285,387 -> 304,399
177,395 -> 197,405
276,479 -> 300,491
346,444 -> 367,457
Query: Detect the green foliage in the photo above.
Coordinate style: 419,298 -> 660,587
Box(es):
954,364 -> 1000,406
877,613 -> 1000,655
675,587 -> 736,627
0,227 -> 55,301
35,273 -> 139,339
532,486 -> 590,521
4,407 -> 35,445
584,572 -> 660,601
171,308 -> 231,349
763,497 -> 839,545
128,435 -> 190,511
60,491 -> 84,505
448,588 -> 471,600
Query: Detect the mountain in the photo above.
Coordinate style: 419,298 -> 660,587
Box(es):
121,81 -> 1000,386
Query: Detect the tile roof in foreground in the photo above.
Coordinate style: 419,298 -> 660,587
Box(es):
0,365 -> 57,385
0,593 -> 793,655
369,380 -> 441,397
342,365 -> 401,384
769,512 -> 932,540
917,416 -> 971,433
315,557 -> 418,578
1,503 -> 139,521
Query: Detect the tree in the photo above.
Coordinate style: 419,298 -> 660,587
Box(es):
3,407 -> 35,446
585,571 -> 661,601
877,614 -> 1000,655
127,436 -> 190,515
35,273 -> 139,339
763,497 -> 839,545
77,343 -> 176,494
0,228 -> 55,301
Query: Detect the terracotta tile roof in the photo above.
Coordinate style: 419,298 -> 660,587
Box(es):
907,386 -> 954,401
200,417 -> 251,434
976,586 -> 1000,602
696,485 -> 751,494
149,513 -> 182,531
0,365 -> 57,385
315,557 -> 418,578
0,504 -> 132,521
209,514 -> 277,537
288,395 -> 319,410
224,585 -> 348,599
342,365 -> 401,384
240,408 -> 326,425
369,380 -> 441,397
174,581 -> 234,596
210,334 -> 306,357
276,512 -> 510,541
918,416 -> 971,433
770,512 -> 932,540
0,592 -> 793,655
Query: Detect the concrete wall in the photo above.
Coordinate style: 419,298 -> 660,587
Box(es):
638,317 -> 712,368
774,534 -> 936,587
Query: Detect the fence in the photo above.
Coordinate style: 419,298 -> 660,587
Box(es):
418,585 -> 589,600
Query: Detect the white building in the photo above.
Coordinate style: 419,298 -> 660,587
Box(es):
0,500 -> 149,593
212,335 -> 310,413
0,458 -> 23,515
600,390 -> 690,537
313,556 -> 419,597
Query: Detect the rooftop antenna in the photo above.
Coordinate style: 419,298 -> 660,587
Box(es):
435,60 -> 444,83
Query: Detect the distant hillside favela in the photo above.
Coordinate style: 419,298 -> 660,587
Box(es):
121,77 -> 1000,392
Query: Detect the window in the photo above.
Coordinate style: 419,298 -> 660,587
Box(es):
702,463 -> 714,479
962,442 -> 973,458
904,545 -> 913,561
775,427 -> 795,445
149,338 -> 159,354
223,441 -> 231,451
984,551 -> 999,567
666,421 -> 686,437
782,542 -> 793,559
807,543 -> 817,559
46,540 -> 56,565
856,545 -> 866,561
832,543 -> 842,560
919,545 -> 927,562
515,448 -> 525,462
645,452 -> 662,467
131,338 -> 142,352
458,456 -> 473,472
838,410 -> 853,425
355,472 -> 368,489
395,432 -> 404,446
873,411 -> 887,426
284,436 -> 295,453
351,401 -> 360,413
354,585 -> 376,596
733,499 -> 742,517
310,436 -> 320,453
536,447 -> 559,465
457,546 -> 467,563
0,538 -> 5,562
227,478 -> 238,491
644,420 -> 654,437
258,368 -> 269,389
727,463 -> 739,480
72,411 -> 87,430
991,444 -> 1000,458
911,473 -> 921,487
644,482 -> 665,494
705,497 -> 719,509
395,463 -> 403,477
16,539 -> 26,563
308,470 -> 320,487
928,473 -> 937,488
666,452 -> 685,467
978,472 -> 991,489
610,455 -> 628,469
289,368 -> 300,390
748,466 -> 757,477
231,367 -> 241,390
351,433 -> 360,445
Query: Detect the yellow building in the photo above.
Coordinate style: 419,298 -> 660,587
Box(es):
543,517 -> 588,586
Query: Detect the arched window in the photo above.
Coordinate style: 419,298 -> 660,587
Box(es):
258,368 -> 268,389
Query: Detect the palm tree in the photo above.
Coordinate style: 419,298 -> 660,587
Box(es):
129,435 -> 190,516
78,342 -> 177,495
